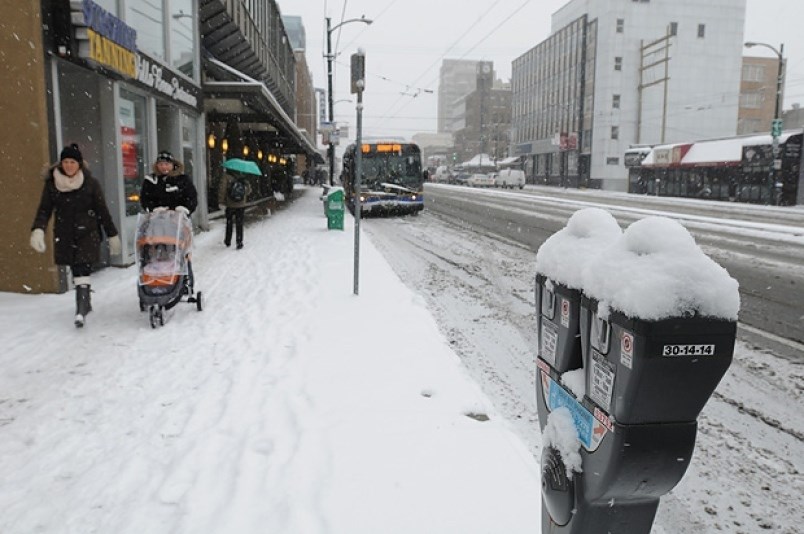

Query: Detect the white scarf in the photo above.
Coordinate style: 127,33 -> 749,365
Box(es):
53,167 -> 85,192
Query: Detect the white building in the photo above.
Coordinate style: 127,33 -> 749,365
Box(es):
512,0 -> 746,190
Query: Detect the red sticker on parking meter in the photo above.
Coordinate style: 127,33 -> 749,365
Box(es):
560,298 -> 570,328
620,331 -> 634,369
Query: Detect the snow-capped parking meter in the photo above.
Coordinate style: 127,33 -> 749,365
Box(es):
534,215 -> 740,534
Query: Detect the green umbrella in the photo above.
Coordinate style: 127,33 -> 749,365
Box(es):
222,158 -> 262,176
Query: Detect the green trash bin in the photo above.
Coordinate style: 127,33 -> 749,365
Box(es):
326,187 -> 345,230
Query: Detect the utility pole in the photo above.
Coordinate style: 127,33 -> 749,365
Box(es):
351,50 -> 365,295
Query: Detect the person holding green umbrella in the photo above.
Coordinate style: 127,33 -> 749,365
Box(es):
218,166 -> 253,249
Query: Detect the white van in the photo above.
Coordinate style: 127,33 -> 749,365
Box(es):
495,169 -> 526,189
434,166 -> 451,183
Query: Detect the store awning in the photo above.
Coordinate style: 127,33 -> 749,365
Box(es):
203,58 -> 323,163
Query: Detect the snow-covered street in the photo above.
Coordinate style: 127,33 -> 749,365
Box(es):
0,190 -> 542,533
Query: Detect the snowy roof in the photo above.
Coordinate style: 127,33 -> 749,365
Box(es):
461,154 -> 496,167
641,130 -> 799,167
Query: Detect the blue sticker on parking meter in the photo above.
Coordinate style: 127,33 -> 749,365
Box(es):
546,376 -> 594,449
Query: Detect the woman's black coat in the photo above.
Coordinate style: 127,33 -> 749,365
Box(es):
32,167 -> 119,266
140,161 -> 198,213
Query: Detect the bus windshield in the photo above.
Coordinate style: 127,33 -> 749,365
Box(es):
360,153 -> 422,189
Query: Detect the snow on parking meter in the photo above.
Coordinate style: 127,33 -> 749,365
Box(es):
534,215 -> 740,534
534,209 -> 621,373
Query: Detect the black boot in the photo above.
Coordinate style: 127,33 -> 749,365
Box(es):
75,285 -> 91,328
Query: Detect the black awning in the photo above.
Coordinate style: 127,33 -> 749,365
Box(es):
203,59 -> 320,161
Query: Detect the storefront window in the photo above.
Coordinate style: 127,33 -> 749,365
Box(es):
181,111 -> 197,179
126,3 -> 165,61
170,0 -> 196,78
119,89 -> 148,216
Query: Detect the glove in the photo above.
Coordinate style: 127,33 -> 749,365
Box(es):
152,206 -> 168,213
30,229 -> 46,253
108,235 -> 122,256
175,206 -> 190,215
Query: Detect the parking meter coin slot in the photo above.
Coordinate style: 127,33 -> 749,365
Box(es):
590,315 -> 611,354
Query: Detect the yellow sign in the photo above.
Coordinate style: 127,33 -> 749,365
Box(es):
88,28 -> 136,78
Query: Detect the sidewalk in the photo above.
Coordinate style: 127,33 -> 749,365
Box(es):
0,187 -> 542,533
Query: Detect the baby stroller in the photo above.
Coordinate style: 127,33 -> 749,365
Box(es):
136,210 -> 202,328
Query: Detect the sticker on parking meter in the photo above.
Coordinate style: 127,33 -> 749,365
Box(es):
590,350 -> 615,412
541,322 -> 558,366
546,375 -> 595,449
620,331 -> 634,369
560,298 -> 570,328
662,344 -> 716,357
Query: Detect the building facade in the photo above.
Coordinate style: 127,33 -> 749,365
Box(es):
738,55 -> 785,135
437,59 -> 493,134
2,0 -> 206,294
512,0 -> 746,190
454,68 -> 512,163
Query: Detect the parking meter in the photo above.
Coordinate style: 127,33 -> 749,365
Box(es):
534,215 -> 738,534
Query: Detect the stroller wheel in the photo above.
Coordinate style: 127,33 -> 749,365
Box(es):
196,291 -> 203,311
149,305 -> 163,328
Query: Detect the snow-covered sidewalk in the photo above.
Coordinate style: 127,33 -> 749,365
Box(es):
0,189 -> 542,533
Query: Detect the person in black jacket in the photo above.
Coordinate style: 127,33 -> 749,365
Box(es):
140,150 -> 198,214
139,150 -> 199,297
30,143 -> 121,328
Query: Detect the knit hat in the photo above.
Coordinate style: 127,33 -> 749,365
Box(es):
156,150 -> 175,163
59,143 -> 83,165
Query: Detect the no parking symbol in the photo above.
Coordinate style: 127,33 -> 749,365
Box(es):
560,298 -> 570,327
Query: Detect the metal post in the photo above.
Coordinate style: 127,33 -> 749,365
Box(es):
353,87 -> 363,295
326,17 -> 335,186
771,44 -> 784,205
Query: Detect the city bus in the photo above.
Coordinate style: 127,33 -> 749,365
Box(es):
341,141 -> 425,216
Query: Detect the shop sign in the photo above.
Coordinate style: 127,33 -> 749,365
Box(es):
134,54 -> 200,110
82,0 -> 137,50
74,0 -> 138,78
86,28 -> 137,78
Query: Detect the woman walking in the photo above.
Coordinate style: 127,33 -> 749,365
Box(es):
30,143 -> 121,328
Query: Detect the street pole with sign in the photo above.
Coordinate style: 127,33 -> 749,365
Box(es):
745,41 -> 785,204
351,50 -> 365,295
325,16 -> 372,186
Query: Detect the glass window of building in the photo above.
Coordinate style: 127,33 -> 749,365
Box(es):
611,126 -> 619,140
126,2 -> 166,61
612,94 -> 621,109
119,89 -> 149,217
697,24 -> 705,38
669,22 -> 678,36
181,111 -> 198,179
616,19 -> 624,33
170,0 -> 196,78
93,0 -> 117,15
614,57 -> 622,71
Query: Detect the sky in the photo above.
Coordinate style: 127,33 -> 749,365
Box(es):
1,186 -> 802,532
276,0 -> 804,142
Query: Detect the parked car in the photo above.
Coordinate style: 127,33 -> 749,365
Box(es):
449,172 -> 471,185
495,169 -> 526,189
467,173 -> 495,187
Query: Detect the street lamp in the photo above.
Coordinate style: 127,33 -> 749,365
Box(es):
744,41 -> 785,204
326,16 -> 372,185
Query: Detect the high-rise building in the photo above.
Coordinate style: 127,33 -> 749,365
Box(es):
438,59 -> 493,134
282,16 -> 306,51
512,0 -> 747,190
